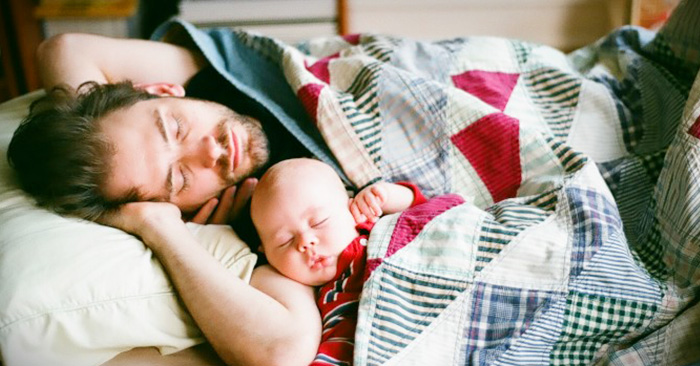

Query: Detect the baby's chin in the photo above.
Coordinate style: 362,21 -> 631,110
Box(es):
305,268 -> 337,287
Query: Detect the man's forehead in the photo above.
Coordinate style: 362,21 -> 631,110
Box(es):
100,107 -> 169,203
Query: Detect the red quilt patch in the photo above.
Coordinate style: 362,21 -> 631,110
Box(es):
306,52 -> 340,84
297,83 -> 326,124
451,113 -> 522,203
688,115 -> 700,138
452,70 -> 520,111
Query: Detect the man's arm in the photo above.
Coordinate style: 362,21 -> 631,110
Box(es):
37,33 -> 206,90
101,202 -> 321,366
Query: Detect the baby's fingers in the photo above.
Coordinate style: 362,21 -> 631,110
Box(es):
370,185 -> 387,204
349,198 -> 367,223
354,195 -> 376,222
361,193 -> 383,221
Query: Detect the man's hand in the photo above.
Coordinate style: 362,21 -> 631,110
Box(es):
98,201 -> 185,248
190,178 -> 257,225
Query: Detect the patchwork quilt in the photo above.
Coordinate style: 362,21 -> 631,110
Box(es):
162,1 -> 700,364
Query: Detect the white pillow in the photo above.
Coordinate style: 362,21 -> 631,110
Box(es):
0,92 -> 257,366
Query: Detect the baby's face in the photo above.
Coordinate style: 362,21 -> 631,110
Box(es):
252,160 -> 359,286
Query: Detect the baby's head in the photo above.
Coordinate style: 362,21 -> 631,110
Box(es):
251,158 -> 358,286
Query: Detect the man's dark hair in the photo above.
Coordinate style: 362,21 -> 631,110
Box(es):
7,81 -> 158,220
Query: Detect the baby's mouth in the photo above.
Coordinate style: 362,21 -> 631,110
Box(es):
310,255 -> 332,269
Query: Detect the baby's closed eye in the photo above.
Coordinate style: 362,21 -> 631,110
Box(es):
275,236 -> 293,248
311,217 -> 328,227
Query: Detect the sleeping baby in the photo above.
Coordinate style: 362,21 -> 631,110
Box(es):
250,158 -> 426,365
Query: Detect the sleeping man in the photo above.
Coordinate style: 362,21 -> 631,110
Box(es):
6,30 -> 324,365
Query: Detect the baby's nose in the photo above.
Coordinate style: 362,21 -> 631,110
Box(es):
297,232 -> 318,252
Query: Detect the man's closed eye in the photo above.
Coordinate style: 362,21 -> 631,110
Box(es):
177,165 -> 191,194
174,116 -> 187,140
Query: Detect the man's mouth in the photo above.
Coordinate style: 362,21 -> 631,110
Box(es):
227,127 -> 240,173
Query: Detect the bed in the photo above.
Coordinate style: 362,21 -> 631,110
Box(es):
1,1 -> 700,365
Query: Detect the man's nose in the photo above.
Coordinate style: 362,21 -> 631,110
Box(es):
296,232 -> 318,253
185,135 -> 222,168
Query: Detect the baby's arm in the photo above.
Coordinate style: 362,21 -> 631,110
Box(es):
349,182 -> 422,223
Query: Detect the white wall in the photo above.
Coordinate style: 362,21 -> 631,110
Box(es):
178,0 -> 339,43
347,0 -> 630,51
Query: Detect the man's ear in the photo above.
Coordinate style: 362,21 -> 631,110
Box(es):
134,82 -> 186,97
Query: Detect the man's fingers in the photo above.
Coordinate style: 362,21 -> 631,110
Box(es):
190,198 -> 219,224
191,179 -> 258,226
230,178 -> 257,221
210,186 -> 237,224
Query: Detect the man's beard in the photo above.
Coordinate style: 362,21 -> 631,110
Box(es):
217,110 -> 270,186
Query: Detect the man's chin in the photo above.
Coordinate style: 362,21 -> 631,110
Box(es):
245,119 -> 270,174
230,154 -> 269,184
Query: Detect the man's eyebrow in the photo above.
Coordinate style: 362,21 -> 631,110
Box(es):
165,166 -> 174,200
155,110 -> 170,143
155,110 -> 175,200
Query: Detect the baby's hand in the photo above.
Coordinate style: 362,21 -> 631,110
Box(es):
349,183 -> 389,224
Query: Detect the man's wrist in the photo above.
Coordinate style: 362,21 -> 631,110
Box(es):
138,218 -> 192,252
